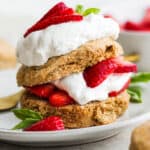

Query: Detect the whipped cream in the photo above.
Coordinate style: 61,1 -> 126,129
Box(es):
17,14 -> 120,66
53,73 -> 132,105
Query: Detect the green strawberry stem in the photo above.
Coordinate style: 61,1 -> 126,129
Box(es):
75,4 -> 100,16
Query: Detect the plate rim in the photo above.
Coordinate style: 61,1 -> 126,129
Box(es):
0,112 -> 150,135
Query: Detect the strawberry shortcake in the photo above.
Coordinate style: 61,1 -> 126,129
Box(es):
16,2 -> 137,129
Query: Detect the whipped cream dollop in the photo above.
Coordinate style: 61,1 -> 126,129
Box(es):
53,73 -> 132,105
17,14 -> 120,66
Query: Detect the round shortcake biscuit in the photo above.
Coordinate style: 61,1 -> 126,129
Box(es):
17,37 -> 123,87
130,121 -> 150,150
20,90 -> 129,129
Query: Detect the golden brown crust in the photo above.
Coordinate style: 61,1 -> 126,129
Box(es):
0,39 -> 16,69
130,121 -> 150,150
17,38 -> 123,87
20,90 -> 129,129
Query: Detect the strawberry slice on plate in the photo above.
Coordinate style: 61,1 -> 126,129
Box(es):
27,84 -> 55,98
109,79 -> 131,97
49,90 -> 74,107
24,116 -> 64,131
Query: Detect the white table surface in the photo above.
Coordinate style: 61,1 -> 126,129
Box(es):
0,125 -> 138,150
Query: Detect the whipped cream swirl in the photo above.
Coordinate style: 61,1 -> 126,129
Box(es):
53,73 -> 132,105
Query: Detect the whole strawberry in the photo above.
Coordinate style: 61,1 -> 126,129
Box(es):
24,116 -> 64,131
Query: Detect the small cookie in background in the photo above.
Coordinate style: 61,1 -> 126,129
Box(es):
130,121 -> 150,150
0,39 -> 16,69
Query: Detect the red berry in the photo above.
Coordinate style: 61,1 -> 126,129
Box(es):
27,84 -> 55,98
83,58 -> 118,88
49,91 -> 74,107
109,79 -> 131,97
24,2 -> 73,38
24,15 -> 83,37
123,21 -> 142,31
24,116 -> 64,131
83,57 -> 137,88
114,57 -> 137,73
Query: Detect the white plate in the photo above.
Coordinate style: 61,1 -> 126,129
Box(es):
0,69 -> 150,146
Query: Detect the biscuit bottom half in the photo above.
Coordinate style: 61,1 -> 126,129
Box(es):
20,90 -> 130,129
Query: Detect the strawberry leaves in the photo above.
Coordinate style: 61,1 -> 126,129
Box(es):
127,86 -> 142,103
75,5 -> 84,14
75,4 -> 100,16
12,118 -> 40,130
12,109 -> 43,130
128,72 -> 150,103
131,72 -> 150,83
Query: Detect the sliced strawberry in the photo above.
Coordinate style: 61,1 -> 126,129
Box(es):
40,6 -> 74,22
83,58 -> 118,88
114,57 -> 137,73
109,79 -> 131,97
24,15 -> 83,37
41,2 -> 68,19
83,57 -> 137,88
49,90 -> 74,107
24,116 -> 64,131
27,84 -> 55,98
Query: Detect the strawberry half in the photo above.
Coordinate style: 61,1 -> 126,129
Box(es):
83,58 -> 118,88
24,116 -> 64,131
49,90 -> 74,107
109,79 -> 131,97
24,15 -> 82,37
27,84 -> 55,98
40,2 -> 68,20
24,2 -> 82,37
114,57 -> 137,73
83,57 -> 137,88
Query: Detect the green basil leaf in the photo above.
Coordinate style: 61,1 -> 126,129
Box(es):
131,72 -> 150,83
128,86 -> 142,97
127,89 -> 142,103
12,118 -> 39,130
83,8 -> 100,16
75,4 -> 84,14
12,109 -> 42,120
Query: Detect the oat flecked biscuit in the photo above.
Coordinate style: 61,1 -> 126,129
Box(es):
130,121 -> 150,150
0,39 -> 16,69
17,37 -> 123,87
20,90 -> 129,129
